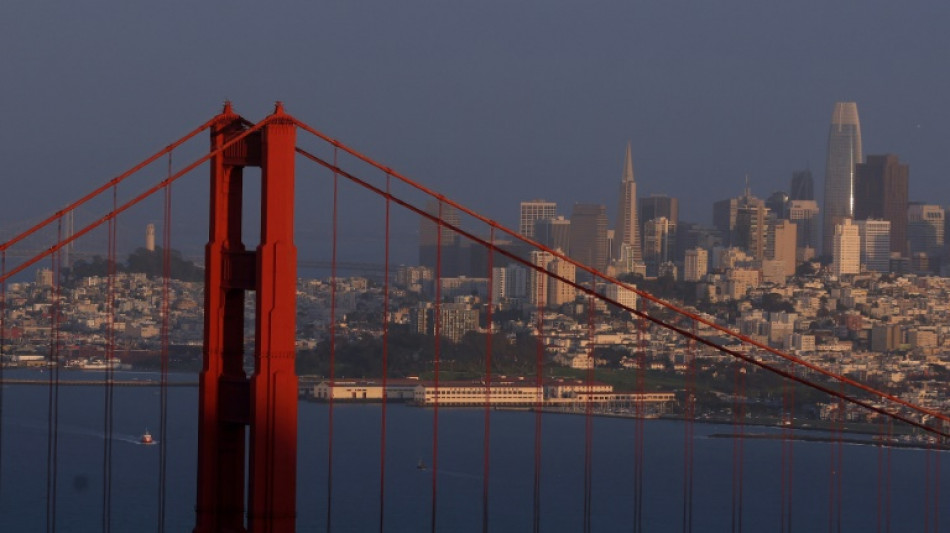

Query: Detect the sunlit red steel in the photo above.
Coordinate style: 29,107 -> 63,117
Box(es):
195,102 -> 298,533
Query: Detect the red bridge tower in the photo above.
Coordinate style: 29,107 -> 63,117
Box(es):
195,103 -> 298,533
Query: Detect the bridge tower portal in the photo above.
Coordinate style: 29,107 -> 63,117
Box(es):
195,102 -> 298,533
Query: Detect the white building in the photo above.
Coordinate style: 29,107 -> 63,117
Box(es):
856,219 -> 890,273
832,219 -> 860,276
684,247 -> 708,282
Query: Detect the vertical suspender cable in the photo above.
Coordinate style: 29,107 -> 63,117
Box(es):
157,159 -> 172,533
431,201 -> 443,533
781,376 -> 794,533
482,227 -> 494,533
102,185 -> 117,533
46,219 -> 63,533
327,147 -> 339,533
634,300 -> 646,533
379,172 -> 391,533
682,318 -> 695,533
583,294 -> 594,533
0,249 -> 5,499
532,270 -> 544,533
732,358 -> 745,533
925,442 -> 931,533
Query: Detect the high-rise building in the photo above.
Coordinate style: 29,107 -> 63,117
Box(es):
766,220 -> 797,277
614,143 -> 641,262
855,219 -> 891,272
832,219 -> 860,277
714,185 -> 767,254
855,154 -> 909,256
788,200 -> 820,252
570,204 -> 608,273
822,102 -> 863,257
520,199 -> 557,239
735,197 -> 770,261
546,257 -> 576,307
790,169 -> 815,201
907,204 -> 944,257
639,195 -> 678,250
643,217 -> 675,274
684,248 -> 708,282
419,200 -> 462,276
528,250 -> 554,307
534,216 -> 571,253
766,191 -> 790,220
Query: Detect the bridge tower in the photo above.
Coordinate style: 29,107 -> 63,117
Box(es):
195,102 -> 298,533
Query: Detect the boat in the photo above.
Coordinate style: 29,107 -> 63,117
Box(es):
416,459 -> 427,470
140,429 -> 155,445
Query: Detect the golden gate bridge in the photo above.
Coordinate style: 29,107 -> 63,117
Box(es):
0,103 -> 946,532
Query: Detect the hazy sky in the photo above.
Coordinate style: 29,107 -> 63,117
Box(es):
2,1 -> 949,261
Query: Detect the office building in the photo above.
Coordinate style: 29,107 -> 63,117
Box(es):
788,200 -> 820,251
789,169 -> 814,201
766,220 -> 797,277
614,143 -> 641,262
570,204 -> 608,273
832,219 -> 860,277
822,102 -> 863,257
639,195 -> 678,247
907,203 -> 944,257
684,248 -> 708,282
419,200 -> 462,276
520,200 -> 557,239
546,257 -> 576,307
534,216 -> 571,253
856,219 -> 891,273
855,154 -> 909,256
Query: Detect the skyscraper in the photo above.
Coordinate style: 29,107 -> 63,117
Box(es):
856,219 -> 891,272
907,204 -> 944,257
832,219 -> 860,277
570,204 -> 608,273
614,143 -> 641,262
822,102 -> 863,257
790,170 -> 815,201
419,200 -> 462,276
854,154 -> 909,256
520,199 -> 557,239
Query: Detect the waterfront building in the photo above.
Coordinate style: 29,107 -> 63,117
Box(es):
822,102 -> 863,257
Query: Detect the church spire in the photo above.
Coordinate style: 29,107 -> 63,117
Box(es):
622,141 -> 635,183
